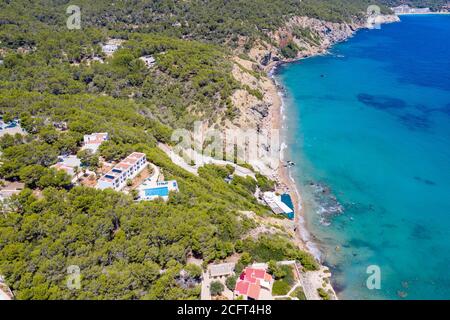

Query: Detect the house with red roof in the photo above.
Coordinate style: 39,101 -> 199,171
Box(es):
234,266 -> 273,300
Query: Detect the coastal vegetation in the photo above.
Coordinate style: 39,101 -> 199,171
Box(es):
271,264 -> 296,296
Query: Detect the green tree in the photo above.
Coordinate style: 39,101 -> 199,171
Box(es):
225,275 -> 237,291
210,281 -> 224,296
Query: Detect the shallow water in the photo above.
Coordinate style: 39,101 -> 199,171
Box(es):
277,15 -> 450,299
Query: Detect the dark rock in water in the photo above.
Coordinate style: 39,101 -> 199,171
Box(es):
414,176 -> 436,186
397,113 -> 431,130
309,181 -> 344,225
348,238 -> 375,250
357,93 -> 407,111
411,224 -> 432,240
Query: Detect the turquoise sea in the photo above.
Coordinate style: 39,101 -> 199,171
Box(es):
277,15 -> 450,299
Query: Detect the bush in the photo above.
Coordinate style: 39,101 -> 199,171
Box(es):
256,173 -> 275,192
268,260 -> 286,280
210,281 -> 225,296
290,287 -> 307,300
317,288 -> 330,300
238,252 -> 252,266
185,264 -> 203,279
225,275 -> 237,291
297,251 -> 319,271
272,280 -> 290,296
281,41 -> 299,59
281,265 -> 295,286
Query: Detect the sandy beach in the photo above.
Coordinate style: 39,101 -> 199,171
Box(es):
261,60 -> 338,299
263,59 -> 322,255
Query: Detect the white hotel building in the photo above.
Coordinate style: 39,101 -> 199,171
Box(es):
96,152 -> 147,191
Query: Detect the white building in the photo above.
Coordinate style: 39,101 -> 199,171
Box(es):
101,39 -> 124,56
0,275 -> 13,300
0,119 -> 26,137
102,44 -> 118,55
82,132 -> 108,153
97,152 -> 147,191
263,192 -> 294,218
139,55 -> 156,68
51,155 -> 82,183
208,263 -> 235,279
392,5 -> 431,14
0,182 -> 25,201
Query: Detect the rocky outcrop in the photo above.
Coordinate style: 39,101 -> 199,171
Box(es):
251,102 -> 270,118
247,15 -> 400,68
227,14 -> 400,130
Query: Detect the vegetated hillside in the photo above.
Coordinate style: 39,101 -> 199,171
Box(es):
0,0 -> 379,299
1,0 -> 390,47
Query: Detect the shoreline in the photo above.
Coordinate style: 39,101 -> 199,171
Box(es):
268,68 -> 323,259
396,12 -> 450,15
258,14 -> 400,299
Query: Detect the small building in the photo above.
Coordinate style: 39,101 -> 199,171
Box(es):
82,132 -> 108,153
263,192 -> 294,219
51,155 -> 82,183
97,152 -> 147,191
137,180 -> 179,201
139,55 -> 156,68
0,182 -> 25,200
101,39 -> 124,56
102,44 -> 118,55
234,266 -> 273,300
0,275 -> 13,300
0,59 -> 3,66
208,263 -> 235,279
392,5 -> 431,14
0,119 -> 25,137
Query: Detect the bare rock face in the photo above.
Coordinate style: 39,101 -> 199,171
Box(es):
255,14 -> 400,65
251,102 -> 270,119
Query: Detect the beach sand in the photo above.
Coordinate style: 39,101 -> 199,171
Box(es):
261,59 -> 338,299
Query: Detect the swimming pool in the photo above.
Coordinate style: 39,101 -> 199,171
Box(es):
280,194 -> 295,220
144,187 -> 169,197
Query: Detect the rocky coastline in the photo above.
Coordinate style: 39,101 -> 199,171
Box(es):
226,14 -> 400,300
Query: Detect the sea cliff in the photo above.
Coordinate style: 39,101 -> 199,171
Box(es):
224,14 -> 400,300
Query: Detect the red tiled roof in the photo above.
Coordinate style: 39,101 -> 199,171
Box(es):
235,280 -> 249,296
234,267 -> 273,300
247,283 -> 261,300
